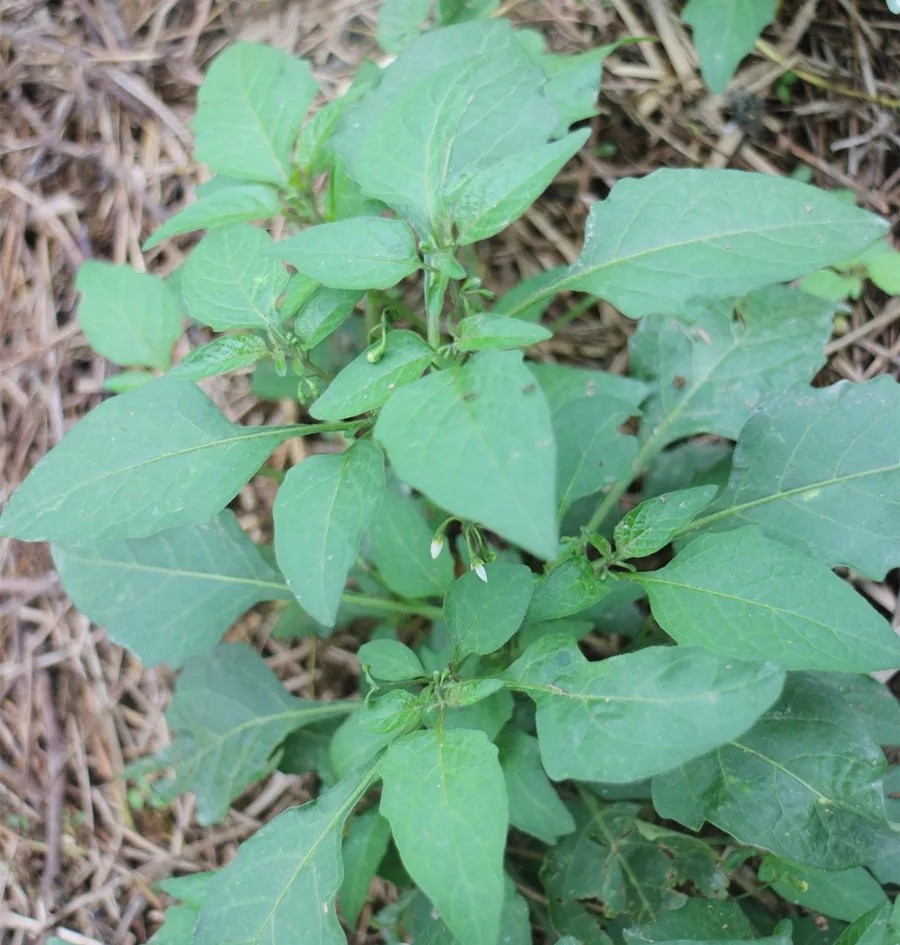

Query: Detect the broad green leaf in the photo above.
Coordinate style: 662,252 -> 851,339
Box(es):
814,673 -> 900,746
103,370 -> 155,393
868,250 -> 900,294
448,130 -> 589,245
158,871 -> 218,908
758,856 -> 887,922
181,223 -> 289,330
554,395 -> 639,513
525,556 -> 611,622
833,904 -> 893,945
357,639 -> 425,681
507,635 -> 785,782
683,0 -> 777,93
377,0 -> 431,52
274,440 -> 385,625
380,728 -> 508,945
519,169 -> 889,320
148,643 -> 353,823
530,362 -> 648,414
76,261 -> 182,370
368,487 -> 455,599
497,726 -> 575,844
623,898 -> 757,943
271,217 -> 420,290
614,486 -> 718,559
193,42 -> 318,186
194,764 -> 378,945
171,333 -> 269,380
652,674 -> 898,869
147,906 -> 197,945
801,268 -> 862,302
440,685 -> 513,740
494,267 -> 567,323
454,313 -> 552,352
542,801 -> 674,924
52,512 -> 290,668
636,528 -> 900,672
0,377 -> 295,543
293,284 -> 363,349
143,181 -> 282,250
330,710 -> 397,780
438,0 -> 499,23
629,286 -> 835,445
643,441 -> 733,498
340,808 -> 391,927
375,350 -> 558,559
443,562 -> 534,656
336,21 -> 561,238
693,377 -> 900,579
310,330 -> 433,420
360,690 -> 423,737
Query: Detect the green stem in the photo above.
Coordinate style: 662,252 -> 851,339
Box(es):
340,593 -> 443,621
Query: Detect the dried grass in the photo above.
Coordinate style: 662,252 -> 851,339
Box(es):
1,1 -> 898,942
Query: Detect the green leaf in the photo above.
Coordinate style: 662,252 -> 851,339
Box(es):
497,726 -> 575,844
0,377 -> 295,543
336,20 -> 561,238
683,0 -> 778,93
52,512 -> 289,668
274,440 -> 385,625
143,181 -> 282,250
103,370 -> 156,393
643,441 -> 733,499
193,42 -> 318,186
614,486 -> 718,559
800,268 -> 862,302
380,728 -> 508,945
443,562 -> 534,656
340,808 -> 391,927
554,395 -> 639,513
271,217 -> 420,290
148,643 -> 353,823
357,639 -> 425,681
368,486 -> 455,599
375,350 -> 558,559
758,856 -> 887,922
454,313 -> 552,352
651,674 -> 898,869
75,261 -> 183,370
558,169 -> 888,319
448,129 -> 589,245
330,710 -> 397,781
147,906 -> 198,945
867,250 -> 900,294
171,333 -> 269,380
525,556 -> 612,622
624,898 -> 757,943
636,528 -> 900,672
693,377 -> 900,580
310,330 -> 434,420
507,636 -> 785,782
629,286 -> 835,445
833,904 -> 892,945
813,673 -> 900,746
158,871 -> 218,908
529,362 -> 648,414
181,223 -> 289,330
292,284 -> 363,349
438,0 -> 499,23
377,0 -> 431,52
194,764 -> 378,944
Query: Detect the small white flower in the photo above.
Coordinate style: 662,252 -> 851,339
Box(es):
430,536 -> 444,560
473,561 -> 488,583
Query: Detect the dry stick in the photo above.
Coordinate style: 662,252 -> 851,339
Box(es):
37,671 -> 65,906
825,299 -> 900,356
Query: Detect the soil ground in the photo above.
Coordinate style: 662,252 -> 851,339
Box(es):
1,1 -> 898,943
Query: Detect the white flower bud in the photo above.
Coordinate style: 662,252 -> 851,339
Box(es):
430,536 -> 444,560
473,561 -> 488,583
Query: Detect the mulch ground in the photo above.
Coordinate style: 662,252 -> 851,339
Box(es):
1,1 -> 898,943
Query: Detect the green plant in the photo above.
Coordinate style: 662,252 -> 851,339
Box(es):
3,10 -> 900,945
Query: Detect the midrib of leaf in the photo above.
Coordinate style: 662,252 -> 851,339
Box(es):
236,53 -> 288,185
499,217 -> 855,321
578,786 -> 654,918
436,731 -> 474,912
247,762 -> 380,944
678,461 -> 900,537
18,420 -> 357,521
726,740 -> 886,823
633,573 -> 842,636
506,675 -> 763,706
58,551 -> 289,595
